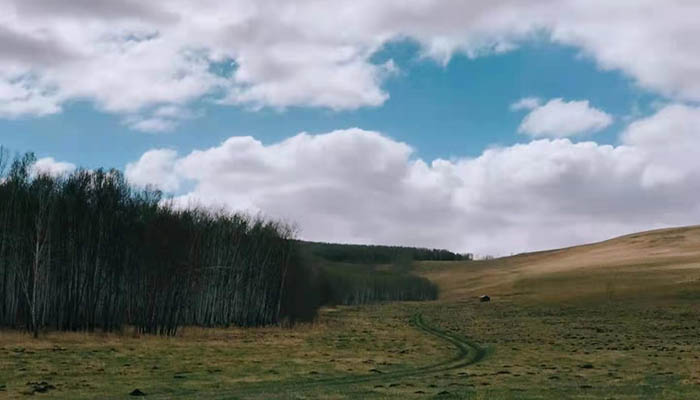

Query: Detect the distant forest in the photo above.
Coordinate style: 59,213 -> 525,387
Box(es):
0,149 -> 465,336
299,241 -> 471,264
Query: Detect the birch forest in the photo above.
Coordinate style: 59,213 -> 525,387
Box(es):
0,148 -> 453,338
0,150 -> 312,336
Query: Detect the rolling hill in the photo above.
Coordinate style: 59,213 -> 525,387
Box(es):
417,225 -> 700,302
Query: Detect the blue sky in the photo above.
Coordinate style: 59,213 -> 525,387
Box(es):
3,41 -> 658,170
2,1 -> 699,255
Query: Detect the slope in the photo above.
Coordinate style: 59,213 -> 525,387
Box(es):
417,225 -> 700,302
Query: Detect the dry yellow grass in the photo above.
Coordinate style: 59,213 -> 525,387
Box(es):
406,226 -> 700,398
417,225 -> 700,302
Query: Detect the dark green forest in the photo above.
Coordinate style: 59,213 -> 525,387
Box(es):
320,265 -> 438,305
0,148 -> 462,336
299,241 -> 471,264
298,244 -> 442,306
0,150 -> 313,336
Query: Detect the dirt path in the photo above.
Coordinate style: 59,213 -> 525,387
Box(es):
181,313 -> 486,399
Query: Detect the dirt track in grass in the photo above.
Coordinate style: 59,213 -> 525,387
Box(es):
153,313 -> 486,399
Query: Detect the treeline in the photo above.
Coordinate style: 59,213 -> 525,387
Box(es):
0,148 -> 447,337
299,241 -> 471,264
320,266 -> 438,305
301,248 -> 439,306
0,150 -> 314,336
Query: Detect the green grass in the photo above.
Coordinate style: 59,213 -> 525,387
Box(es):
408,287 -> 700,399
3,226 -> 700,398
0,304 -> 451,399
4,287 -> 699,399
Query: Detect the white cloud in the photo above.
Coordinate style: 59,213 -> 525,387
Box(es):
622,104 -> 700,188
124,105 -> 202,133
30,157 -> 76,177
1,1 -> 699,124
509,97 -> 541,111
126,117 -> 178,133
124,104 -> 700,255
0,77 -> 62,118
153,105 -> 193,119
546,1 -> 700,102
518,98 -> 613,138
125,149 -> 180,191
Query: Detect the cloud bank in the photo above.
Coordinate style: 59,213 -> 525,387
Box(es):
10,1 -> 700,255
2,1 -> 700,129
125,104 -> 700,255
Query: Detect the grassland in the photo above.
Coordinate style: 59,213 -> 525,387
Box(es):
0,304 -> 454,399
2,226 -> 700,398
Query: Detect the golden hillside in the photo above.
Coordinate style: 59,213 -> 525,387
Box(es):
417,225 -> 700,302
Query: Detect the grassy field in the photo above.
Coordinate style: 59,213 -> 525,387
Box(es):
0,304 -> 453,399
2,226 -> 700,398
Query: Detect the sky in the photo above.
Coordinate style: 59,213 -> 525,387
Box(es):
2,0 -> 700,255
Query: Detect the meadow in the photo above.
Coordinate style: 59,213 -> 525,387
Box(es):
2,226 -> 700,398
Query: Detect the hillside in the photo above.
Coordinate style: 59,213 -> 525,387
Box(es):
417,225 -> 700,302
